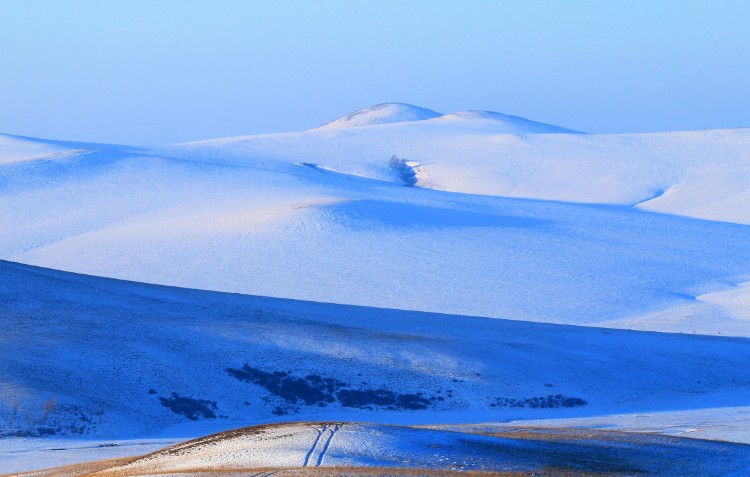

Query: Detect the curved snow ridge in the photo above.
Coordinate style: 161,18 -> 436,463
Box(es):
697,279 -> 750,322
315,103 -> 580,134
0,134 -> 84,165
435,110 -> 583,134
317,103 -> 443,129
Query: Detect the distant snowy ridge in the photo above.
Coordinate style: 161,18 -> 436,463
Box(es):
176,112 -> 750,224
317,103 -> 442,128
435,109 -> 582,133
315,102 -> 579,134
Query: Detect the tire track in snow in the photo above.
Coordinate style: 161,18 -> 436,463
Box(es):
303,425 -> 326,467
316,424 -> 341,467
303,424 -> 342,467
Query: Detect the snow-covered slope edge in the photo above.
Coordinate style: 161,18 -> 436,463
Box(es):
0,134 -> 83,165
19,423 -> 750,476
2,260 -> 750,444
433,109 -> 582,133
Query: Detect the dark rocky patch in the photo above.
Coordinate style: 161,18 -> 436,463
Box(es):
389,155 -> 417,186
336,389 -> 430,410
159,393 -> 217,420
227,364 -> 433,411
226,367 -> 344,405
490,394 -> 586,409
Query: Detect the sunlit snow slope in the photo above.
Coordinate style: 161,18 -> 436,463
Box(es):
52,423 -> 750,476
179,111 -> 750,224
1,106 -> 750,335
0,134 -> 82,165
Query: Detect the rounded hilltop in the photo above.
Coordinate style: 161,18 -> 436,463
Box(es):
318,103 -> 443,128
317,102 -> 580,133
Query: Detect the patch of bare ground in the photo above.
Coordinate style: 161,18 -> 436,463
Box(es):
469,425 -> 740,445
122,422 -> 343,463
469,426 -> 662,442
17,467 -> 621,477
1,457 -> 135,477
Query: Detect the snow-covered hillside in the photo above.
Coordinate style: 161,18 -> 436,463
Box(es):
2,260 -> 750,442
1,113 -> 750,335
44,423 -> 750,476
175,117 -> 750,224
2,104 -> 750,473
0,134 -> 81,165
316,102 -> 579,134
3,259 -> 750,472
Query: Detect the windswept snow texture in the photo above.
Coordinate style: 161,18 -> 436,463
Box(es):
1,115 -> 750,334
2,259 -> 750,447
0,134 -> 81,165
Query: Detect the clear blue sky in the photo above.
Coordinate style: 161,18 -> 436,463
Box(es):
1,0 -> 748,144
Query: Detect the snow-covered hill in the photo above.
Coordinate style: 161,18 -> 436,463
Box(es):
2,104 -> 750,473
3,259 -> 750,472
2,120 -> 750,334
2,260 -> 750,442
317,103 -> 443,128
175,118 -> 750,224
316,102 -> 579,134
27,423 -> 746,476
432,109 -> 582,133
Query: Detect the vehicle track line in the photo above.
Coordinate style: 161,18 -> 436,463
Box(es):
303,425 -> 326,467
316,423 -> 341,467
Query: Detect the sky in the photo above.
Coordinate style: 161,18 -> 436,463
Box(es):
1,0 -> 748,144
